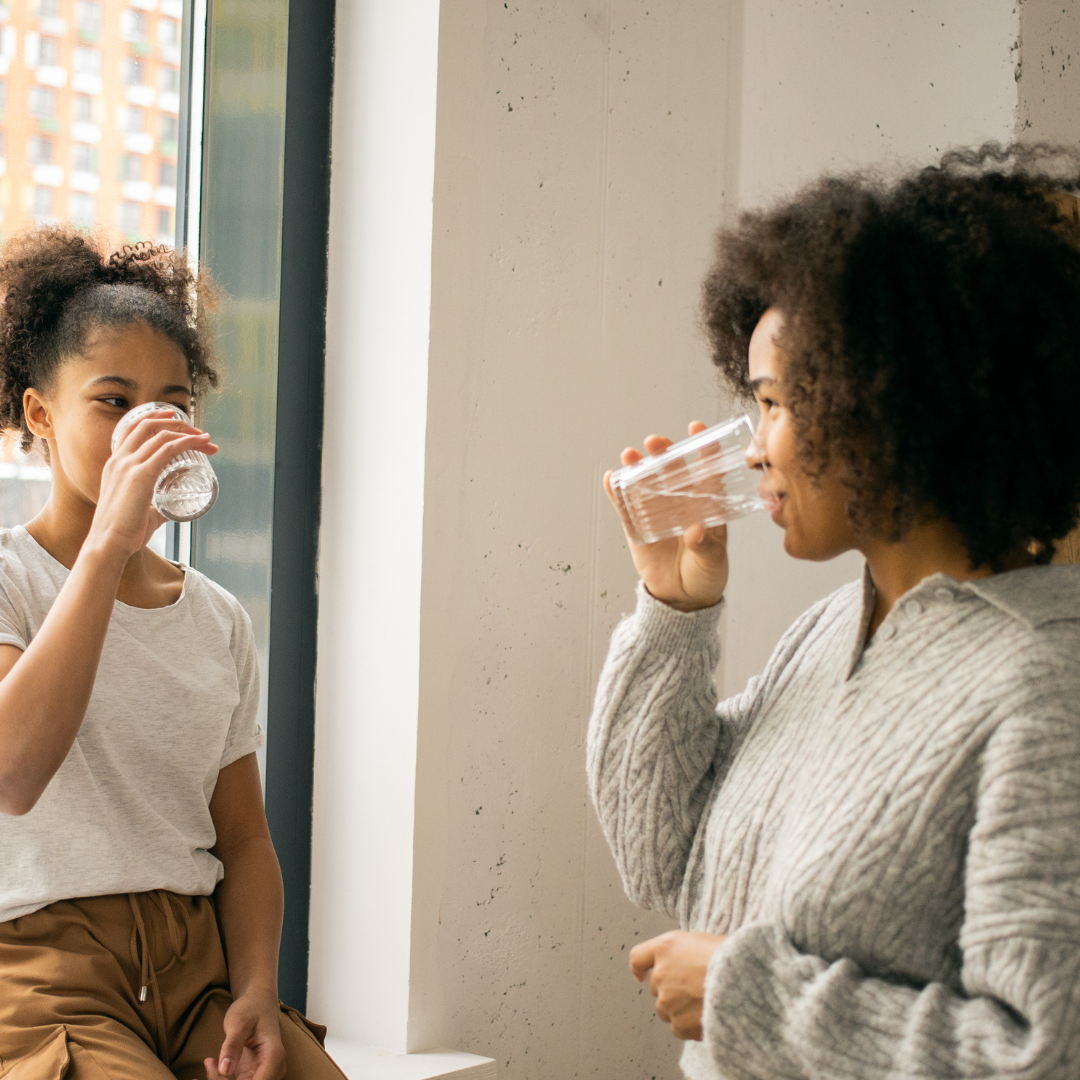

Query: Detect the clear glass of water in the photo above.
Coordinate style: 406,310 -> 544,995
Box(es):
608,415 -> 765,545
110,402 -> 219,523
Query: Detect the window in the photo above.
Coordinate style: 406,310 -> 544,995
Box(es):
117,200 -> 141,233
156,207 -> 171,235
72,144 -> 97,173
159,160 -> 177,186
159,115 -> 178,142
75,1 -> 102,37
158,19 -> 179,48
38,37 -> 59,67
0,131 -> 6,160
158,66 -> 180,94
0,81 -> 6,118
38,0 -> 60,17
73,94 -> 94,123
74,47 -> 101,76
120,106 -> 145,134
119,153 -> 142,181
29,86 -> 56,120
120,10 -> 148,44
121,57 -> 145,86
32,186 -> 53,218
28,135 -> 53,165
69,192 -> 96,226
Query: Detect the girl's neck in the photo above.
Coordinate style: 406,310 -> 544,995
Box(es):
860,519 -> 1037,635
25,489 -> 99,571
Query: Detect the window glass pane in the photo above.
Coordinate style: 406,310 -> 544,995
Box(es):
0,0 -> 188,535
195,0 -> 289,768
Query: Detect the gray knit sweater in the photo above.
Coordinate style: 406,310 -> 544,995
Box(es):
587,565 -> 1080,1080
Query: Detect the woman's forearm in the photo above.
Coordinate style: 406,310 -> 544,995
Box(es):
0,537 -> 126,813
214,834 -> 284,1003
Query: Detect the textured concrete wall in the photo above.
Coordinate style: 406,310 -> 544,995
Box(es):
1016,0 -> 1080,142
412,4 -> 736,1075
312,3 -> 1051,1078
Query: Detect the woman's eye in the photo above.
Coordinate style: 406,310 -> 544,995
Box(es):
101,397 -> 127,409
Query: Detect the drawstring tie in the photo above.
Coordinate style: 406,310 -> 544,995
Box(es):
128,891 -> 191,1055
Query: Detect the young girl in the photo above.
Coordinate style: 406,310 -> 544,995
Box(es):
0,229 -> 346,1080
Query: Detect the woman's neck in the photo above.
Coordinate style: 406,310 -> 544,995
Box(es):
860,519 -> 1037,636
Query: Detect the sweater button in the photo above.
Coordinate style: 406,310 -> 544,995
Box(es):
903,599 -> 923,618
878,623 -> 896,641
935,587 -> 954,602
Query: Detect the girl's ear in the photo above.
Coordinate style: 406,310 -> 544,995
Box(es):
23,388 -> 54,440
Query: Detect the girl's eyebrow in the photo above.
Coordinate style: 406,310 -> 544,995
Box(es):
750,377 -> 776,392
89,376 -> 192,396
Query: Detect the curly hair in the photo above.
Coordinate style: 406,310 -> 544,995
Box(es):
702,142 -> 1080,569
0,227 -> 218,451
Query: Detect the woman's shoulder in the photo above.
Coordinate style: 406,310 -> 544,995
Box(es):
961,563 -> 1080,682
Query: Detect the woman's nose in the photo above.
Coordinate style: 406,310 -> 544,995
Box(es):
745,427 -> 767,471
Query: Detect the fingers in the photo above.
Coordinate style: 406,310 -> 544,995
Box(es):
687,420 -> 707,435
142,432 -> 216,474
642,434 -> 672,456
629,937 -> 659,981
205,1058 -> 222,1080
682,522 -> 727,553
115,411 -> 200,452
217,1019 -> 250,1078
126,426 -> 212,462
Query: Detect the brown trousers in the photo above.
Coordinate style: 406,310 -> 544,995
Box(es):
0,891 -> 348,1079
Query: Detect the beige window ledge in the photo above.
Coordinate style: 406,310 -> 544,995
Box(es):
322,1038 -> 495,1080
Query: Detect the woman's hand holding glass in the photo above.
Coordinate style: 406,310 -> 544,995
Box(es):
604,421 -> 729,611
91,409 -> 218,557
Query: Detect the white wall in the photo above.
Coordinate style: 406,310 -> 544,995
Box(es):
311,2 -> 1054,1078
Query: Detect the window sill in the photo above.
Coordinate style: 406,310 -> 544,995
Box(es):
322,1038 -> 496,1080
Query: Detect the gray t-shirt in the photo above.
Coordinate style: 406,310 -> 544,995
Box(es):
0,525 -> 263,922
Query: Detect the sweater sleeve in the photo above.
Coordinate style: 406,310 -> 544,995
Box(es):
586,583 -> 742,919
700,702 -> 1080,1080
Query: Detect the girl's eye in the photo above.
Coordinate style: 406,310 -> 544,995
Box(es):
101,397 -> 127,408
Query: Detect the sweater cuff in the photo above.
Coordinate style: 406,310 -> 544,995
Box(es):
702,922 -> 825,1079
629,580 -> 724,654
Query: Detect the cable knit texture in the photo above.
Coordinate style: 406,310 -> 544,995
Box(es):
587,567 -> 1080,1080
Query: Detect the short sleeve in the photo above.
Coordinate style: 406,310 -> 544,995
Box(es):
219,600 -> 263,769
0,578 -> 28,651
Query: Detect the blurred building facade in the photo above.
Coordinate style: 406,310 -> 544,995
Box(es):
0,0 -> 181,247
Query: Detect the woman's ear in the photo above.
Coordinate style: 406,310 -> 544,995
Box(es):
22,388 -> 53,440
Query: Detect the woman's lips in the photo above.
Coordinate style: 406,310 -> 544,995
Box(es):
760,488 -> 785,522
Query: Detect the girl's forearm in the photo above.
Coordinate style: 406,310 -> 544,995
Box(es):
215,835 -> 284,1003
0,538 -> 126,814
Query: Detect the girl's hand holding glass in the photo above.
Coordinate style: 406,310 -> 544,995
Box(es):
91,408 -> 218,558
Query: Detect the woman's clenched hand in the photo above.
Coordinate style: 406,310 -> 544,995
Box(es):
604,421 -> 729,611
629,930 -> 726,1041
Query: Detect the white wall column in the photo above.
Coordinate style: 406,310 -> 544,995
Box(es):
312,0 -> 441,1056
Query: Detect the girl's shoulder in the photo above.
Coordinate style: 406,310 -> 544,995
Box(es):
176,564 -> 255,643
0,526 -> 67,593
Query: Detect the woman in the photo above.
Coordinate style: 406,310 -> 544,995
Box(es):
588,144 -> 1080,1079
0,229 -> 346,1080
